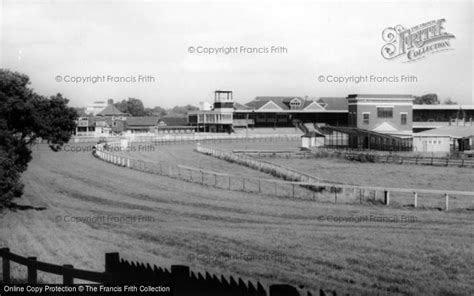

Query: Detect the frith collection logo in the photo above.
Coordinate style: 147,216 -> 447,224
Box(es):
381,19 -> 455,62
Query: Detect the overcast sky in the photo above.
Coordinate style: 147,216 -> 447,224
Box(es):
1,0 -> 472,107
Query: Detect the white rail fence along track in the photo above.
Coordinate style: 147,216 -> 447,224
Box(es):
92,141 -> 474,211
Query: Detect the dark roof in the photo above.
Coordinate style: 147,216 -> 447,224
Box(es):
245,100 -> 271,109
233,102 -> 252,110
97,104 -> 126,116
245,97 -> 319,110
158,117 -> 188,126
126,116 -> 159,126
347,94 -> 413,99
318,97 -> 348,111
415,126 -> 474,138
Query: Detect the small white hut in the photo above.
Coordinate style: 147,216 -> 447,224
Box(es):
301,131 -> 325,149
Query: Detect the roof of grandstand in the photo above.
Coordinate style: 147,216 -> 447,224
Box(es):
347,94 -> 414,99
158,117 -> 188,126
245,97 -> 322,110
126,116 -> 159,126
233,102 -> 252,110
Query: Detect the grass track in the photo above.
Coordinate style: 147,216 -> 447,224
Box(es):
0,143 -> 473,295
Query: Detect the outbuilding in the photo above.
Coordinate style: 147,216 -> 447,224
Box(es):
413,126 -> 474,153
301,131 -> 325,149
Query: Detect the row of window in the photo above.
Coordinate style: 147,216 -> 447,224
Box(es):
424,140 -> 443,145
362,111 -> 407,125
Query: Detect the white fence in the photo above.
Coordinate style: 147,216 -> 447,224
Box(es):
92,142 -> 474,211
75,133 -> 301,143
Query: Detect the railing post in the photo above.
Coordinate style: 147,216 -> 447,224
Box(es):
445,194 -> 449,211
413,192 -> 418,208
171,265 -> 190,296
1,248 -> 11,283
63,264 -> 74,284
384,190 -> 390,205
269,284 -> 299,296
27,257 -> 37,284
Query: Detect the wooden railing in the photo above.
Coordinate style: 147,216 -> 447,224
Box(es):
91,143 -> 474,210
195,145 -> 474,211
0,248 -> 110,284
233,148 -> 474,168
0,249 -> 334,295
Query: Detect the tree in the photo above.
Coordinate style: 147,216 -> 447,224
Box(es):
167,105 -> 199,117
150,106 -> 167,117
114,98 -> 148,116
443,98 -> 457,105
0,70 -> 77,206
413,94 -> 439,104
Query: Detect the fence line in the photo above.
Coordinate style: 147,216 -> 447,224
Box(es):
75,133 -> 301,144
194,145 -> 474,210
237,148 -> 474,168
92,143 -> 474,211
1,249 -> 330,295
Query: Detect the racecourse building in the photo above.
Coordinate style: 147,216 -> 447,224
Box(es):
188,91 -> 473,132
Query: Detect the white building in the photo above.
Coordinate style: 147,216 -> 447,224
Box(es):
85,100 -> 108,115
413,126 -> 474,153
413,135 -> 451,153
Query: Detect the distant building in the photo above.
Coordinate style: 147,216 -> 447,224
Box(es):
301,131 -> 325,149
123,116 -> 160,133
96,99 -> 128,118
413,126 -> 474,153
234,96 -> 348,128
85,100 -> 108,115
188,90 -> 234,132
347,94 -> 414,136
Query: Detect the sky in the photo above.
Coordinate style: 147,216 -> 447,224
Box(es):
1,0 -> 473,108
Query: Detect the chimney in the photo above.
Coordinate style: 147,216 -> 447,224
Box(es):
108,99 -> 114,105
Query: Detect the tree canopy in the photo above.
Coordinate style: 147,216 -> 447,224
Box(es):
114,98 -> 148,116
115,98 -> 198,117
413,94 -> 439,105
0,69 -> 77,205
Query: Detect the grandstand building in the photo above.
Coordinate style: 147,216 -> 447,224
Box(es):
187,91 -> 473,151
188,91 -> 473,131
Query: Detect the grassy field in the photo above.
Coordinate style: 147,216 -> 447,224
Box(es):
0,142 -> 473,295
207,141 -> 474,192
118,141 -> 474,209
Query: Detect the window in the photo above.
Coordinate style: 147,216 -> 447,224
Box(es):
363,113 -> 370,125
290,98 -> 302,110
401,113 -> 407,125
377,107 -> 393,118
